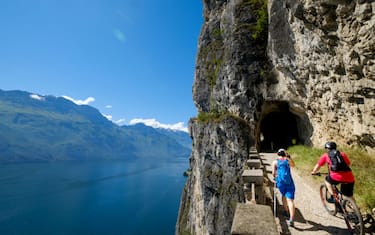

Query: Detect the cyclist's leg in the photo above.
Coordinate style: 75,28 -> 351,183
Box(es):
341,182 -> 355,201
325,174 -> 338,196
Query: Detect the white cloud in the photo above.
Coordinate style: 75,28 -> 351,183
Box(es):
113,29 -> 126,43
103,114 -> 112,121
129,118 -> 188,132
102,114 -> 126,126
114,118 -> 126,125
62,96 -> 95,105
30,94 -> 45,101
105,105 -> 112,109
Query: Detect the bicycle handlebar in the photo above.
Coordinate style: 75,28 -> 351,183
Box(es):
311,172 -> 329,176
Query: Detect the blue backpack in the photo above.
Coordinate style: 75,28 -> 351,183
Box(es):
277,159 -> 293,185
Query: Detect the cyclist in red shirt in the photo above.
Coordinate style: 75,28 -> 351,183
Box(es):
311,141 -> 355,200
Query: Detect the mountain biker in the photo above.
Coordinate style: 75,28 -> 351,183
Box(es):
311,141 -> 355,201
272,148 -> 296,227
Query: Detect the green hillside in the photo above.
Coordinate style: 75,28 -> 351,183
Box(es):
0,89 -> 191,162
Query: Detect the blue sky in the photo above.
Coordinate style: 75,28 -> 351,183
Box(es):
0,0 -> 203,132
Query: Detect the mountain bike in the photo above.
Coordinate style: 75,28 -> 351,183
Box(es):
312,173 -> 364,235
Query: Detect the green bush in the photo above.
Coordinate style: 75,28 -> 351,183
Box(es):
197,111 -> 224,123
252,0 -> 268,40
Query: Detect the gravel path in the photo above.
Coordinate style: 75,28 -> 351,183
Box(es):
260,152 -> 352,235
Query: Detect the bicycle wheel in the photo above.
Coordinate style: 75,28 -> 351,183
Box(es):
342,197 -> 364,235
319,184 -> 337,215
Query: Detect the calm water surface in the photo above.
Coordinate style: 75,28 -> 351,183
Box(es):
0,158 -> 188,235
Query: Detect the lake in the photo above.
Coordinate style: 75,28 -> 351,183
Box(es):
0,158 -> 188,235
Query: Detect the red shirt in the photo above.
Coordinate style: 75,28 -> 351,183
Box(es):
317,151 -> 355,183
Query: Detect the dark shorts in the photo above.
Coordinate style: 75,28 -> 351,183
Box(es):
325,175 -> 354,197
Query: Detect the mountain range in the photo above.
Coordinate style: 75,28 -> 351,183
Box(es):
0,89 -> 192,162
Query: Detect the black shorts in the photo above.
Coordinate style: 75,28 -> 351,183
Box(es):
325,174 -> 354,197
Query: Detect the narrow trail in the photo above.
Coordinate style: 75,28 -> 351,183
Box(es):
260,152 -> 351,235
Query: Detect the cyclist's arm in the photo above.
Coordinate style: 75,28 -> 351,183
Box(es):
312,154 -> 327,174
311,163 -> 321,174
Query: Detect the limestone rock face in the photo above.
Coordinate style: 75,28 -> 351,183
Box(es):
176,116 -> 254,235
176,0 -> 374,234
268,0 -> 375,150
193,0 -> 267,126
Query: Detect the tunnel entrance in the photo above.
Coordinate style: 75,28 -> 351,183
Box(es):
258,101 -> 312,152
260,111 -> 299,151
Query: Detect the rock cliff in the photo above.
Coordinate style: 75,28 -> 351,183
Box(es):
176,0 -> 374,234
268,0 -> 375,151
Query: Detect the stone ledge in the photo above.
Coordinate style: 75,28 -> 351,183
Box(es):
242,169 -> 263,185
246,159 -> 262,169
249,153 -> 259,159
231,203 -> 278,235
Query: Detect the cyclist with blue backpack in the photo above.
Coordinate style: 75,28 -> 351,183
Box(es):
272,148 -> 296,227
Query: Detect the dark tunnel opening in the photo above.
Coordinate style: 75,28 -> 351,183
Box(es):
260,111 -> 299,152
256,100 -> 314,152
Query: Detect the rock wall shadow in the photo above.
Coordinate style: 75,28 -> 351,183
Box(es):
276,207 -> 349,235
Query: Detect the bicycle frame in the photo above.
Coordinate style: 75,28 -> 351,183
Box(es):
332,184 -> 344,210
331,185 -> 353,231
314,173 -> 364,235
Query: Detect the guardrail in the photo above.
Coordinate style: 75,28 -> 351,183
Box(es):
230,147 -> 278,235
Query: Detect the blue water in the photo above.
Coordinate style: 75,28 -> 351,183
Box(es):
0,158 -> 188,235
